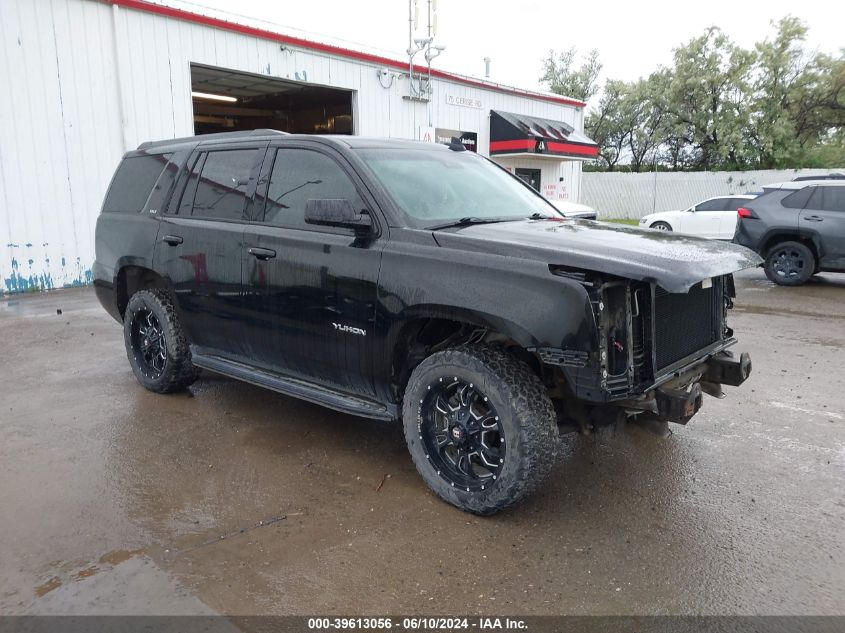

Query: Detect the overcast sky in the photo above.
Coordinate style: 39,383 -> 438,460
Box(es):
168,0 -> 844,101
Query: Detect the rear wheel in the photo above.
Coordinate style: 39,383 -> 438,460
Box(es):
650,221 -> 672,231
402,345 -> 558,515
764,241 -> 814,286
124,289 -> 199,393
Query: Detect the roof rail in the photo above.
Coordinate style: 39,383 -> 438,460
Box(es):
137,128 -> 289,150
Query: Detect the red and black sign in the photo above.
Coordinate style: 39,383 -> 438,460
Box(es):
489,110 -> 598,159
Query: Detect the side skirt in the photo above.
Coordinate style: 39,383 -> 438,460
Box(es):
191,350 -> 397,422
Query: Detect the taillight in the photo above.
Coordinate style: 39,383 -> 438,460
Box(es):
737,207 -> 757,219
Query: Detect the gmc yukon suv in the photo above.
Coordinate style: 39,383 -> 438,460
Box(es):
95,130 -> 760,514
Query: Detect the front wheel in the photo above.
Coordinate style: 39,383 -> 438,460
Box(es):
402,345 -> 558,515
124,289 -> 199,393
764,241 -> 814,286
650,221 -> 673,231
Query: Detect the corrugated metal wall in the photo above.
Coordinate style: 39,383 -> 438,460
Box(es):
0,0 -> 586,293
582,168 -> 844,219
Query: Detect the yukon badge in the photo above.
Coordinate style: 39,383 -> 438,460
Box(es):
333,322 -> 366,337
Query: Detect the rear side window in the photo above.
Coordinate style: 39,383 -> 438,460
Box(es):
721,198 -> 746,211
695,198 -> 724,211
820,187 -> 845,212
102,153 -> 171,213
190,149 -> 258,220
782,187 -> 814,209
262,149 -> 363,230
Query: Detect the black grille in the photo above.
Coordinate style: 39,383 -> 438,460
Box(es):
653,282 -> 721,370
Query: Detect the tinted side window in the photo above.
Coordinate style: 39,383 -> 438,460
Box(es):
720,198 -> 740,211
821,187 -> 845,212
102,153 -> 171,213
806,187 -> 824,210
191,149 -> 257,220
263,149 -> 362,229
782,187 -> 813,209
695,198 -> 724,211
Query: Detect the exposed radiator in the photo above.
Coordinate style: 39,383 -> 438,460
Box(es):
653,282 -> 721,371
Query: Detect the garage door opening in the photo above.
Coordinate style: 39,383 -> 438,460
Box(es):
190,64 -> 353,135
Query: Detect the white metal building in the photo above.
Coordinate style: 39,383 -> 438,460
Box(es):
0,0 -> 596,293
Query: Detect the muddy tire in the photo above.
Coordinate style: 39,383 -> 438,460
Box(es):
764,240 -> 814,286
650,221 -> 673,231
124,289 -> 199,393
402,345 -> 558,515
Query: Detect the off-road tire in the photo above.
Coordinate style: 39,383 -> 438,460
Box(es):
124,289 -> 199,393
650,221 -> 673,232
402,345 -> 558,515
764,240 -> 814,286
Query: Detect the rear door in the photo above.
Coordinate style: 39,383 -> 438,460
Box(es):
153,143 -> 266,357
800,186 -> 845,270
241,143 -> 385,397
717,197 -> 748,239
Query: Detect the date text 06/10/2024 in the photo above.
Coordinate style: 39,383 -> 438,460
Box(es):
307,617 -> 528,630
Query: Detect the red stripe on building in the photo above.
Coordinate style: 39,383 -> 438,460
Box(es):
108,0 -> 586,108
489,140 -> 599,157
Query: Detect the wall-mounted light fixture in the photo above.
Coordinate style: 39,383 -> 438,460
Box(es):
191,91 -> 237,103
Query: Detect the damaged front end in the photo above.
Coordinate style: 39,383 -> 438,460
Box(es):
541,269 -> 752,432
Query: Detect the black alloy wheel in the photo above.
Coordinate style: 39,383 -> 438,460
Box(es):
123,288 -> 199,393
402,345 -> 559,515
418,377 -> 504,491
130,309 -> 167,378
764,241 -> 814,286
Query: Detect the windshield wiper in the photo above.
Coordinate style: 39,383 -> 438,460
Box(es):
426,216 -> 513,231
528,212 -> 558,220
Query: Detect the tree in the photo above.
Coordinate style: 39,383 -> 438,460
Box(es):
540,48 -> 602,102
625,72 -> 671,172
748,16 -> 811,168
789,51 -> 845,149
585,79 -> 627,170
665,28 -> 756,170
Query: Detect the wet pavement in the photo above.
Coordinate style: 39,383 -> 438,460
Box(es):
1,268 -> 843,616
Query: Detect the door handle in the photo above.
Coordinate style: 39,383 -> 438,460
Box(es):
805,215 -> 823,222
161,234 -> 183,246
248,247 -> 277,260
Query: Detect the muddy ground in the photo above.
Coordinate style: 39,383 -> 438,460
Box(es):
1,269 -> 843,616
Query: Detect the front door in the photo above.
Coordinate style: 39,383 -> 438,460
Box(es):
801,186 -> 845,270
241,144 -> 384,397
154,144 -> 265,356
681,198 -> 725,239
515,168 -> 541,192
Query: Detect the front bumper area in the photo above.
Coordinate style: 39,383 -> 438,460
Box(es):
618,349 -> 752,425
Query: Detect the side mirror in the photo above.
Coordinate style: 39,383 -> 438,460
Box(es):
305,198 -> 373,233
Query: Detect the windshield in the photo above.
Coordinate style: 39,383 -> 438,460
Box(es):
356,148 -> 558,226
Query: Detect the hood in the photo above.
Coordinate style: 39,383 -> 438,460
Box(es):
433,219 -> 762,293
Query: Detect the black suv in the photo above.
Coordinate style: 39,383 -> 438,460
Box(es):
734,181 -> 845,285
95,130 -> 759,514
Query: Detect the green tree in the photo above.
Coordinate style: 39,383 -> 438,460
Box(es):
585,79 -> 627,170
540,48 -> 602,102
748,16 -> 810,168
665,28 -> 756,170
625,72 -> 671,172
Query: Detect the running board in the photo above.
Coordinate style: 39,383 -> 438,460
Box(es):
190,352 -> 395,421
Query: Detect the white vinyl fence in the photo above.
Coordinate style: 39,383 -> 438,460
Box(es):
582,168 -> 845,220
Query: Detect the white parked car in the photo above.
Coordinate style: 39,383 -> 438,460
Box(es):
638,194 -> 757,239
545,199 -> 597,220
